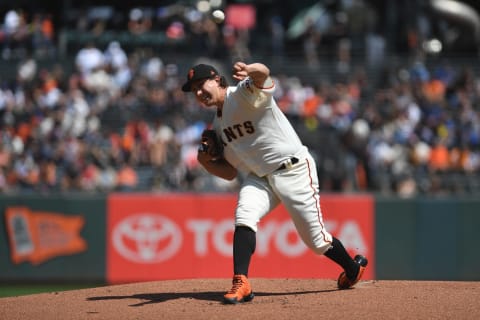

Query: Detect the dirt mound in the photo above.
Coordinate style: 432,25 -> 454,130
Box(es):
1,279 -> 479,320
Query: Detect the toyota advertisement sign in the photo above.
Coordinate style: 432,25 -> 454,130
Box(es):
107,193 -> 374,283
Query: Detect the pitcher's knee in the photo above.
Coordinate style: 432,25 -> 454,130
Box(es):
311,241 -> 332,255
234,221 -> 258,233
303,235 -> 333,255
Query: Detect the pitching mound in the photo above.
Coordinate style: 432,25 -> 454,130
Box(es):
1,279 -> 479,319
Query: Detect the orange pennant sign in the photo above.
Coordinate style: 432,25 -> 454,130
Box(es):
5,207 -> 87,265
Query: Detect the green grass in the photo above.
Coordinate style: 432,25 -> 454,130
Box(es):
0,283 -> 104,298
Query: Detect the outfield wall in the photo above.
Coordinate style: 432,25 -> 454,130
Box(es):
0,193 -> 479,283
0,194 -> 106,282
375,196 -> 480,281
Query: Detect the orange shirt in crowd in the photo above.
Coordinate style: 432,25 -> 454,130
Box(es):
429,143 -> 450,171
117,165 -> 138,187
302,94 -> 322,117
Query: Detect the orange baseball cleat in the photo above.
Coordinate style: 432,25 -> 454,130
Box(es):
337,255 -> 368,289
223,274 -> 255,304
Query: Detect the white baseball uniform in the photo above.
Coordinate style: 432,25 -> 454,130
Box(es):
212,77 -> 333,255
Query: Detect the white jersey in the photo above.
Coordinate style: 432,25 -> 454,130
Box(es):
213,77 -> 305,177
210,74 -> 333,257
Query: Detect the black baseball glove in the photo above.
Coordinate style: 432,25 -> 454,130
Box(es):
199,129 -> 224,159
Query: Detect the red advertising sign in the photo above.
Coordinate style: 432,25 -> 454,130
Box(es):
107,193 -> 374,283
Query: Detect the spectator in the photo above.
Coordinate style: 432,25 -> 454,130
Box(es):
116,161 -> 138,191
104,41 -> 131,90
428,139 -> 450,172
75,41 -> 105,77
127,8 -> 152,35
31,12 -> 55,58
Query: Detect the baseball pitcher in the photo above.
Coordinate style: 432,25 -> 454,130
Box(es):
182,62 -> 368,304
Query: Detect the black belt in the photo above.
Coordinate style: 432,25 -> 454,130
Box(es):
277,157 -> 299,171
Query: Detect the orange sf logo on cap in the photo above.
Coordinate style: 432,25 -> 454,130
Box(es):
188,69 -> 195,80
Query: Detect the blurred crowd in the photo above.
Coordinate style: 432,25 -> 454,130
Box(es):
0,3 -> 479,197
0,8 -> 55,60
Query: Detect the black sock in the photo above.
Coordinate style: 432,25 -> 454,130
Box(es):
324,237 -> 359,279
233,226 -> 256,276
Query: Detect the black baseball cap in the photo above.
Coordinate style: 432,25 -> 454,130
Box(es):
181,64 -> 219,92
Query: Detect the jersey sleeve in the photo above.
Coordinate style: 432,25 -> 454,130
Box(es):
236,77 -> 275,109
